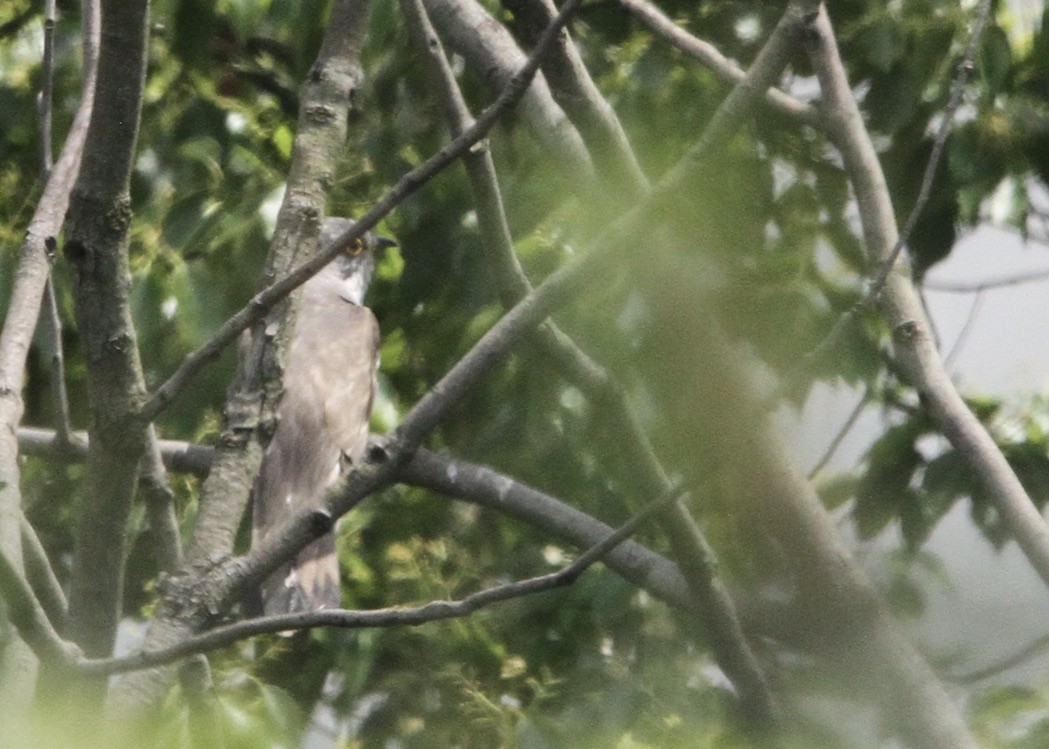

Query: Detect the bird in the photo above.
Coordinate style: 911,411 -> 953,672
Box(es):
252,217 -> 394,615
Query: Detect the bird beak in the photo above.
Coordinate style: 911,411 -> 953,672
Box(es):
374,235 -> 398,253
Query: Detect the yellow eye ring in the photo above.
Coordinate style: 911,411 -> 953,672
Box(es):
347,237 -> 364,256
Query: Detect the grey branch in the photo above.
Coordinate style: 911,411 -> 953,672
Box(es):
618,0 -> 822,131
0,0 -> 99,707
792,0 -> 992,384
19,511 -> 68,631
502,0 -> 648,195
421,0 -> 597,186
0,546 -> 79,669
807,4 -> 1049,595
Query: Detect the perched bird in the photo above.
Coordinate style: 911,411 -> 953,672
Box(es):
253,217 -> 394,615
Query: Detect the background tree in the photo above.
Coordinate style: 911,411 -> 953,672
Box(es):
2,0 -> 1049,747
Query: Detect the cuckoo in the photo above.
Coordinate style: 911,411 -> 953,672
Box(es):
253,217 -> 394,615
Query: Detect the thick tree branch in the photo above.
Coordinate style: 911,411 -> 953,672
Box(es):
0,0 -> 98,707
63,0 -> 152,668
806,4 -> 1049,592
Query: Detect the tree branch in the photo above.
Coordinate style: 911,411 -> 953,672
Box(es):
502,0 -> 648,197
793,0 -> 991,384
0,0 -> 99,707
421,0 -> 597,187
19,511 -> 68,632
0,547 -> 79,670
618,0 -> 822,131
63,0 -> 153,668
806,3 -> 1049,592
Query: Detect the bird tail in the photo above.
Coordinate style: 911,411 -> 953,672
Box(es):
260,532 -> 341,616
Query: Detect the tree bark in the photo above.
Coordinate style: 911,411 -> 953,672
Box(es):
0,0 -> 98,709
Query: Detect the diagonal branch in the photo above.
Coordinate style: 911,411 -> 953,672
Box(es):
503,0 -> 648,200
806,4 -> 1049,591
0,0 -> 99,707
0,546 -> 79,670
792,0 -> 992,385
19,512 -> 68,632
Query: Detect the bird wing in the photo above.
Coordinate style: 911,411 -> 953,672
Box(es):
254,287 -> 379,615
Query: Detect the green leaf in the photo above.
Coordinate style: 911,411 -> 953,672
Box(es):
979,25 -> 1014,100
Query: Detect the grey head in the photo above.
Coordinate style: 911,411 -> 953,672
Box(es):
318,217 -> 396,306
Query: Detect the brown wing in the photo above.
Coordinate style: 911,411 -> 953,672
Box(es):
253,288 -> 379,615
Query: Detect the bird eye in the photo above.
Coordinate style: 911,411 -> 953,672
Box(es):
346,237 -> 364,256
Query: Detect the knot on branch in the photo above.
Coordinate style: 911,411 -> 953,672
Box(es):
303,103 -> 338,126
892,319 -> 923,345
308,508 -> 335,536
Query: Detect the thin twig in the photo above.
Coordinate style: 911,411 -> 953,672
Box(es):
943,288 -> 984,369
39,279 -> 73,443
35,0 -> 74,446
925,268 -> 1049,293
75,483 -> 685,676
38,0 -> 56,178
945,631 -> 1049,684
807,385 -> 869,479
140,0 -> 589,422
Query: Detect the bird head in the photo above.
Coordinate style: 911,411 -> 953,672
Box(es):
319,217 -> 397,304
